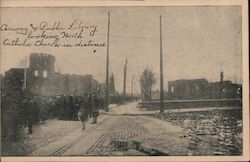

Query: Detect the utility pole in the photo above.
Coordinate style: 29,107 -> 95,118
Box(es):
91,75 -> 95,110
23,56 -> 27,90
123,58 -> 128,96
159,15 -> 164,113
131,75 -> 134,97
105,11 -> 110,112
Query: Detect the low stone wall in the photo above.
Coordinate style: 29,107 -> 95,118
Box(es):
138,99 -> 242,110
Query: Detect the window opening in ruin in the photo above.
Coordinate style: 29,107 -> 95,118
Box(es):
171,86 -> 174,93
34,70 -> 38,77
43,70 -> 48,78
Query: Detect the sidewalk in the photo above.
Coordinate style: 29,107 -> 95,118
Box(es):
107,102 -> 241,115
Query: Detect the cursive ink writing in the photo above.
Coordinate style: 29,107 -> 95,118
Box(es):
1,19 -> 105,49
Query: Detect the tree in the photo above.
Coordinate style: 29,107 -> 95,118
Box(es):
139,67 -> 156,100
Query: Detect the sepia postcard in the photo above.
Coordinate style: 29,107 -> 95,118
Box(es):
0,0 -> 249,162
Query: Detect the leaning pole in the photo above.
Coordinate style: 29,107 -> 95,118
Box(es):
160,15 -> 164,113
105,11 -> 111,112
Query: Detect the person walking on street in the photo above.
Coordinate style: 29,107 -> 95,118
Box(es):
77,95 -> 91,130
91,94 -> 100,124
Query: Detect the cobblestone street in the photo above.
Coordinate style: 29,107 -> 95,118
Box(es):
86,116 -> 149,155
2,102 -> 242,156
28,113 -> 188,156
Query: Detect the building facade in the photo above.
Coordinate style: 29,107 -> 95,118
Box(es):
168,73 -> 242,100
2,53 -> 99,97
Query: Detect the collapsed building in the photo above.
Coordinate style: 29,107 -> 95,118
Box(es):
167,72 -> 242,100
2,53 -> 116,97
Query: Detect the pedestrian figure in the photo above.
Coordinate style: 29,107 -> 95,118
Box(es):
77,96 -> 90,130
68,95 -> 78,120
77,108 -> 89,130
91,94 -> 100,124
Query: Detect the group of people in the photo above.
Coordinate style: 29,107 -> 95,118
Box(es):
2,87 -> 105,139
21,91 -> 104,134
1,90 -> 39,139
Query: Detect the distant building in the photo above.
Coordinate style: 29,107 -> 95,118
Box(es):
168,79 -> 209,100
208,81 -> 241,99
2,53 -> 99,97
167,71 -> 242,100
2,68 -> 25,95
0,74 -> 3,81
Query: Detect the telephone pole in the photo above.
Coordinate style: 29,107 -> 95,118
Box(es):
105,11 -> 110,112
91,75 -> 95,110
131,75 -> 134,97
159,15 -> 164,113
23,56 -> 27,90
123,59 -> 128,96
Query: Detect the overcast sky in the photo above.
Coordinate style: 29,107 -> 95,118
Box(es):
1,6 -> 242,93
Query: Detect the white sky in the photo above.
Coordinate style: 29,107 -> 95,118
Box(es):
0,6 -> 242,93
